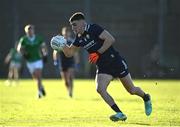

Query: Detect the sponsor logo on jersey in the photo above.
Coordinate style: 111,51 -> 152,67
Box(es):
83,40 -> 96,50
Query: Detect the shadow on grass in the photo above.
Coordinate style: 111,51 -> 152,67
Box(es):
129,122 -> 151,126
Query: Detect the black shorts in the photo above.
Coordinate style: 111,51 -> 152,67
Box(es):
61,62 -> 74,72
96,52 -> 129,78
59,51 -> 74,71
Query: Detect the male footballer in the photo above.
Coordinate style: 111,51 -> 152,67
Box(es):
17,24 -> 48,98
53,26 -> 79,97
56,12 -> 152,121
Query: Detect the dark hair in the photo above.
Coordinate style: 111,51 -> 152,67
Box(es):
69,12 -> 85,22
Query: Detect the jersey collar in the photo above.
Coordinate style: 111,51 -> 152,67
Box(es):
78,24 -> 90,37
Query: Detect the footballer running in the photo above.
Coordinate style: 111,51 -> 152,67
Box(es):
17,24 -> 48,98
51,12 -> 152,121
53,26 -> 79,97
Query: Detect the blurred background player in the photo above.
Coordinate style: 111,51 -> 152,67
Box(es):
17,24 -> 48,98
4,42 -> 22,86
141,43 -> 169,78
61,12 -> 152,121
53,26 -> 80,97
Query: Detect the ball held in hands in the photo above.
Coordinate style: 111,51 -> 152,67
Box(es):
50,35 -> 67,51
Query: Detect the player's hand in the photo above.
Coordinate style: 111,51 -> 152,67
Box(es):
50,35 -> 67,51
53,60 -> 59,66
88,52 -> 100,64
54,60 -> 61,71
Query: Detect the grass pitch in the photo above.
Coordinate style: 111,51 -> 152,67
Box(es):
0,79 -> 180,127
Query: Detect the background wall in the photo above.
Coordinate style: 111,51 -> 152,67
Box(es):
0,0 -> 179,78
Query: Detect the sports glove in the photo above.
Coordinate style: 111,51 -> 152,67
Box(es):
88,52 -> 100,64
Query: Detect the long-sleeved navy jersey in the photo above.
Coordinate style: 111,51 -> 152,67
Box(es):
73,24 -> 129,78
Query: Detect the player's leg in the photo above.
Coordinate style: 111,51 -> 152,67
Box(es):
67,68 -> 74,97
61,68 -> 74,97
119,73 -> 152,116
13,65 -> 20,84
11,67 -> 17,86
120,73 -> 145,97
27,60 -> 46,98
60,71 -> 69,91
95,73 -> 127,121
14,68 -> 19,81
32,68 -> 46,98
5,65 -> 14,85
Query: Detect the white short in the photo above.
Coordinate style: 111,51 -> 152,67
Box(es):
10,61 -> 21,69
27,60 -> 43,74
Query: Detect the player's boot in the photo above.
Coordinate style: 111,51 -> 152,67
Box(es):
38,90 -> 43,98
69,92 -> 73,98
68,89 -> 73,98
41,87 -> 46,96
110,112 -> 127,122
38,86 -> 46,98
144,94 -> 152,116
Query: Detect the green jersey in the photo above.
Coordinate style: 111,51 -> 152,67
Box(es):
19,35 -> 44,62
9,48 -> 22,63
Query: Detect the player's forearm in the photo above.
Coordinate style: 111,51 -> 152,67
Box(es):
4,55 -> 11,63
19,47 -> 26,55
53,51 -> 58,61
41,43 -> 48,56
97,38 -> 115,54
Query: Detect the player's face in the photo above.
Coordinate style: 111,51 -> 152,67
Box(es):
62,30 -> 71,39
70,20 -> 84,34
26,27 -> 35,37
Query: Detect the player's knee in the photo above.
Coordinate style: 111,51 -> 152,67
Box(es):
96,87 -> 107,95
128,87 -> 136,95
65,81 -> 69,86
96,87 -> 103,94
33,72 -> 39,78
96,87 -> 101,94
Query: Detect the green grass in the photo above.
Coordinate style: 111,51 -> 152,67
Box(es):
0,79 -> 180,127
